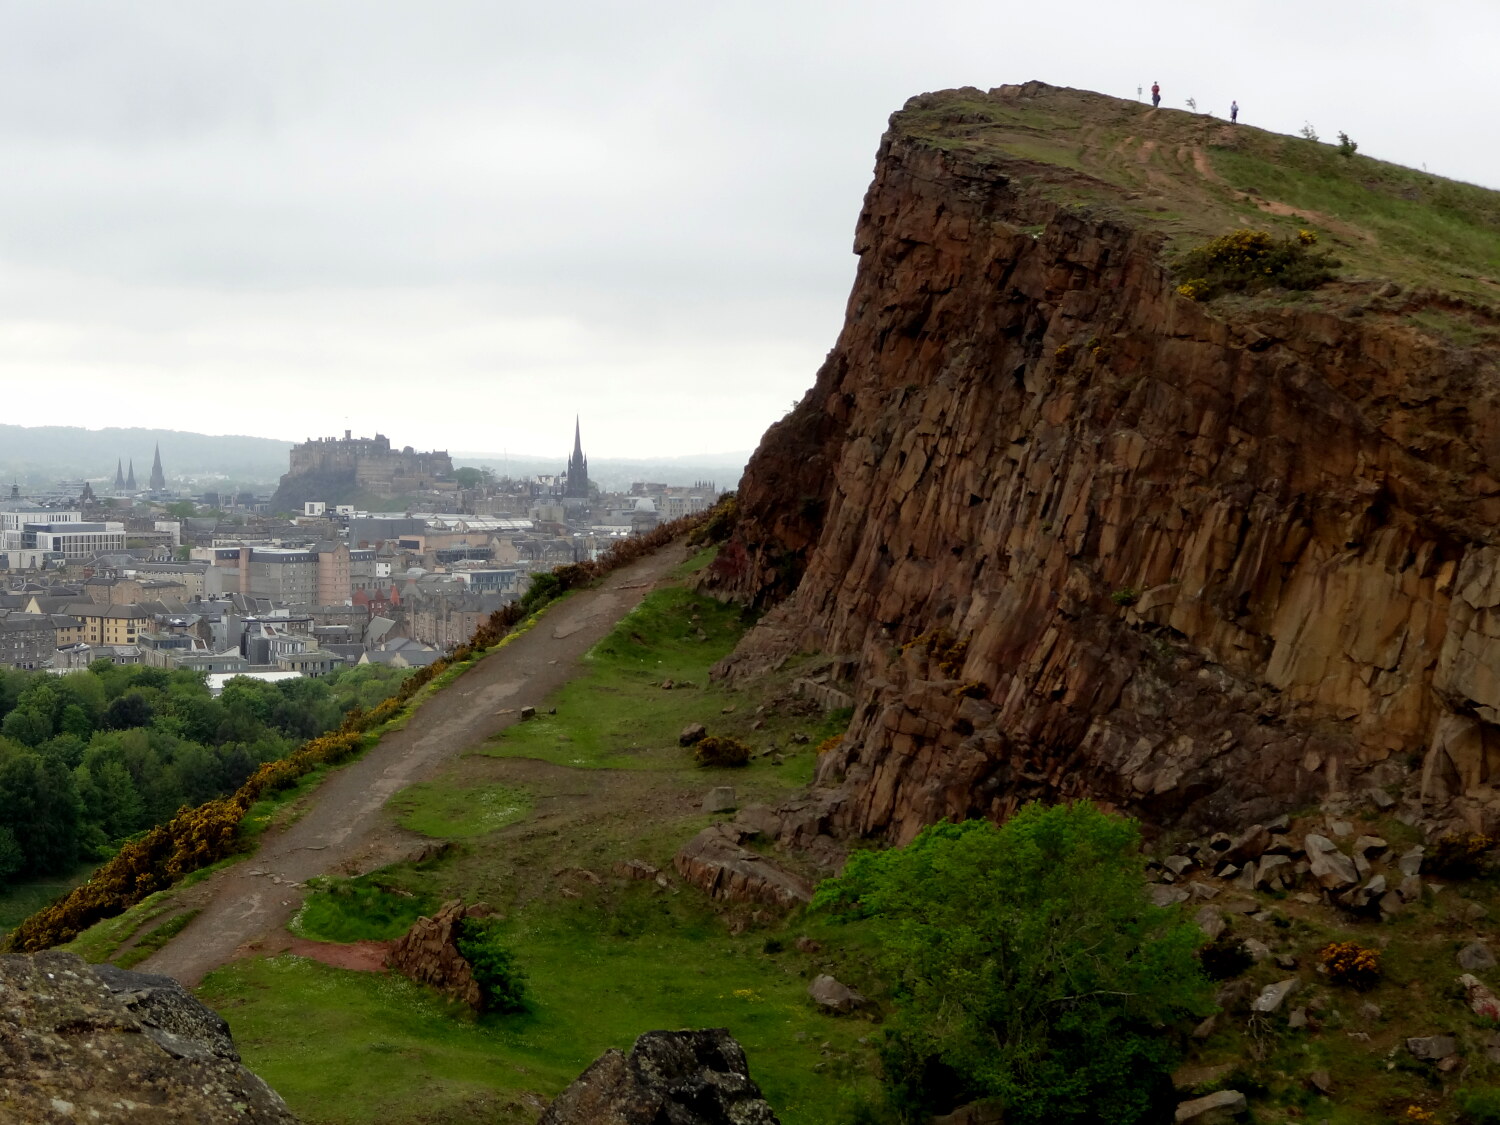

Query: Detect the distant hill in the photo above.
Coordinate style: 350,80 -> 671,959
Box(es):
0,425 -> 293,488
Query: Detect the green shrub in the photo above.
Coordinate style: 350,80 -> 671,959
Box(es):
1319,941 -> 1381,989
1457,1087 -> 1500,1125
1199,931 -> 1252,980
1174,228 -> 1340,302
1430,832 -> 1496,877
456,917 -> 528,1013
693,735 -> 751,768
815,803 -> 1212,1124
1336,131 -> 1358,158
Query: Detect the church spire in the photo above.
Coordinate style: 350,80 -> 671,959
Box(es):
149,443 -> 165,492
564,416 -> 590,499
115,459 -> 125,490
126,459 -> 137,491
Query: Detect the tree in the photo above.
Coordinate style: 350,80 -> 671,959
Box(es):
815,803 -> 1212,1125
0,752 -> 82,875
164,500 -> 196,519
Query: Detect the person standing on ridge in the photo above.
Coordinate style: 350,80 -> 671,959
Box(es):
1230,99 -> 1239,123
1151,81 -> 1160,108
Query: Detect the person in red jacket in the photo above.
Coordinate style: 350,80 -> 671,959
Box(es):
1151,81 -> 1160,108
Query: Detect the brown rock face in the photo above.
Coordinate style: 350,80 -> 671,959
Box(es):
386,899 -> 486,1010
706,83 -> 1500,841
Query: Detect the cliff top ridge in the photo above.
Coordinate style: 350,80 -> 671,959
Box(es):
894,82 -> 1500,320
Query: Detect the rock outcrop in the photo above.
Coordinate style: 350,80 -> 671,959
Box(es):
705,81 -> 1500,841
539,1029 -> 780,1125
0,950 -> 299,1123
674,823 -> 814,908
386,899 -> 487,1010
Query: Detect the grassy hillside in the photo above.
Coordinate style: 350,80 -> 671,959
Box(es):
898,84 -> 1500,313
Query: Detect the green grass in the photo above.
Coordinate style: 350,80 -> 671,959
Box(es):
201,887 -> 883,1125
387,780 -> 532,839
115,909 -> 200,969
1209,141 -> 1500,296
290,874 -> 437,944
481,586 -> 750,771
672,544 -> 719,578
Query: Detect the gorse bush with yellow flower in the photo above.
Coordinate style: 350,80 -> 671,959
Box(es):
1174,227 -> 1340,301
1319,940 -> 1381,988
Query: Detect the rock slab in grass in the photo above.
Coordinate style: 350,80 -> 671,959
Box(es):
679,723 -> 707,746
1460,974 -> 1500,1020
674,824 -> 813,909
703,786 -> 738,813
1459,941 -> 1497,971
539,1028 -> 780,1124
1251,978 -> 1298,1013
1175,1088 -> 1247,1122
808,974 -> 867,1014
1406,1035 -> 1458,1061
0,951 -> 299,1123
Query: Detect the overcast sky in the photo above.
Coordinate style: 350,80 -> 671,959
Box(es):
0,1 -> 1492,460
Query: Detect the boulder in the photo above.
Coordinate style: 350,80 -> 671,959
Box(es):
1406,1035 -> 1458,1061
0,951 -> 298,1122
613,860 -> 660,880
807,974 -> 868,1014
1461,974 -> 1500,1021
1352,835 -> 1387,856
1307,847 -> 1359,890
539,1029 -> 780,1124
1149,884 -> 1191,907
1174,1089 -> 1247,1122
1398,847 -> 1425,877
1250,978 -> 1299,1014
1459,941 -> 1497,972
703,786 -> 738,813
679,723 -> 708,747
1194,906 -> 1225,941
1254,854 -> 1292,890
1224,825 -> 1271,865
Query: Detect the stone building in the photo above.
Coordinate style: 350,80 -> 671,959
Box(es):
273,430 -> 454,507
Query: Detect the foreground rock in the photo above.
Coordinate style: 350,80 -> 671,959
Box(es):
386,899 -> 489,1010
539,1028 -> 780,1124
0,950 -> 299,1123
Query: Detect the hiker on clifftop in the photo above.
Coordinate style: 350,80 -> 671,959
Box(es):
1230,100 -> 1239,123
1151,81 -> 1160,108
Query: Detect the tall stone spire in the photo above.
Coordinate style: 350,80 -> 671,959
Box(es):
149,444 -> 165,491
126,459 -> 137,491
564,416 -> 590,499
115,459 -> 125,490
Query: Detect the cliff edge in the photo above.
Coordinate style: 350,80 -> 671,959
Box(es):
706,81 -> 1500,843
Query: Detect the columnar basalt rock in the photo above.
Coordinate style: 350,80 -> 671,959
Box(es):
386,899 -> 487,1010
704,83 -> 1500,841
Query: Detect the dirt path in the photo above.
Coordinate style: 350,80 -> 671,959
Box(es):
139,544 -> 689,986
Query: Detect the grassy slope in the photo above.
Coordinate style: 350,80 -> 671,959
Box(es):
195,558 -> 877,1125
897,85 -> 1500,313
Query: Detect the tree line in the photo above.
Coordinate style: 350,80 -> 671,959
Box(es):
0,660 -> 410,885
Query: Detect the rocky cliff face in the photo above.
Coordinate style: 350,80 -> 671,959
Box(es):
706,83 -> 1500,843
